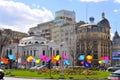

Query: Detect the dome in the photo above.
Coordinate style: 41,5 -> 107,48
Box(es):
113,31 -> 120,40
97,12 -> 110,27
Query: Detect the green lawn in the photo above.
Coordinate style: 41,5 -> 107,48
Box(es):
4,69 -> 111,79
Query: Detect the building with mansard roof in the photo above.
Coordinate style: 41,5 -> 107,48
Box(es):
112,31 -> 120,65
76,13 -> 111,66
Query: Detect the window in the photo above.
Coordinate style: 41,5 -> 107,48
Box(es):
25,42 -> 27,44
27,50 -> 29,56
40,42 -> 44,44
10,49 -> 12,54
24,51 -> 25,57
28,42 -> 31,44
56,50 -> 59,55
93,54 -> 98,59
53,50 -> 55,56
42,61 -> 45,65
93,27 -> 97,32
30,50 -> 32,56
35,41 -> 39,44
43,50 -> 45,55
34,50 -> 36,57
6,50 -> 9,58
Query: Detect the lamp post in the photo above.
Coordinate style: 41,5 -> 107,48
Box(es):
48,40 -> 54,77
0,30 -> 2,68
49,47 -> 52,77
60,42 -> 64,76
16,42 -> 19,69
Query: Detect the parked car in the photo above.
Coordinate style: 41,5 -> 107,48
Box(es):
30,65 -> 46,70
0,69 -> 4,79
108,70 -> 120,80
107,64 -> 120,72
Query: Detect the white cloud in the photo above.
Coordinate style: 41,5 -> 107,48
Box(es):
32,3 -> 40,9
114,0 -> 120,3
113,9 -> 119,12
80,0 -> 108,2
111,33 -> 114,40
0,0 -> 54,33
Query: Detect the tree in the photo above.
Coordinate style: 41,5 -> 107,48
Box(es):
0,28 -> 12,67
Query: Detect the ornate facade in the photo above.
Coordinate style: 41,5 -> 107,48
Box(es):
76,13 -> 111,65
112,31 -> 120,65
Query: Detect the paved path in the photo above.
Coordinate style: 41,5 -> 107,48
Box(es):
4,77 -> 66,80
3,77 -> 108,80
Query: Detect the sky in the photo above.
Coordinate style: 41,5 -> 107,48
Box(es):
0,0 -> 120,39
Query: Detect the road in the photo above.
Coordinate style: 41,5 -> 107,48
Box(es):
4,77 -> 67,80
4,77 -> 38,80
3,77 -> 108,80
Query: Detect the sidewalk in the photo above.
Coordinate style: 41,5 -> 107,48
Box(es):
4,77 -> 108,80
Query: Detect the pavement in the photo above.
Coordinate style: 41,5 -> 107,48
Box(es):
4,77 -> 108,80
4,77 -> 71,80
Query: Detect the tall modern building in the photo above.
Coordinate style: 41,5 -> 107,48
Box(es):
54,10 -> 76,26
76,13 -> 111,65
50,10 -> 76,65
28,9 -> 76,41
28,21 -> 54,40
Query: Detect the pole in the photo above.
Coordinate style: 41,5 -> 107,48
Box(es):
50,47 -> 52,77
60,44 -> 64,76
16,43 -> 18,69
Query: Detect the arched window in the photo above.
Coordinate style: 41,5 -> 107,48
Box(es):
35,41 -> 39,44
25,42 -> 27,44
28,42 -> 31,44
40,42 -> 44,44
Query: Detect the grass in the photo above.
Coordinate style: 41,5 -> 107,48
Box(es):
4,69 -> 111,79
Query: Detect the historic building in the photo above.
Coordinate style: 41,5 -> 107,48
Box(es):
76,13 -> 111,65
112,31 -> 120,65
3,35 -> 67,68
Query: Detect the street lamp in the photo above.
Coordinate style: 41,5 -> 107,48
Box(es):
16,42 -> 19,69
60,42 -> 64,76
47,40 -> 54,77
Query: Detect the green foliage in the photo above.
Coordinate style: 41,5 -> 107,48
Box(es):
4,68 -> 111,79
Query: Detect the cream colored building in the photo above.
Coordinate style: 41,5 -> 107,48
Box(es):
76,13 -> 111,66
28,21 -> 54,40
54,9 -> 76,26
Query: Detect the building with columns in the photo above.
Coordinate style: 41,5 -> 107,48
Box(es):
3,35 -> 68,68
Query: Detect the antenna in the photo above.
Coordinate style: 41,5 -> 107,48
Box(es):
86,4 -> 88,23
116,26 -> 117,32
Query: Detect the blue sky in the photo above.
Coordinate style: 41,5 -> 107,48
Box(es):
0,0 -> 120,39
